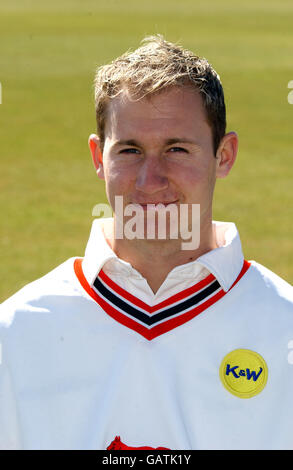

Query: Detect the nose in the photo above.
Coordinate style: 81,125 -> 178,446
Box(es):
135,157 -> 169,195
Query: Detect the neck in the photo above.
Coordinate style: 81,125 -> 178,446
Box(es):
104,217 -> 218,294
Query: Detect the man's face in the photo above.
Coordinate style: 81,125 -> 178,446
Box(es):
98,86 -> 219,231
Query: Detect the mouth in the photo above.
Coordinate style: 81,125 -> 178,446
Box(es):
135,201 -> 179,211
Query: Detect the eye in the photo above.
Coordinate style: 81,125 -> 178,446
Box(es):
168,147 -> 188,153
119,148 -> 140,154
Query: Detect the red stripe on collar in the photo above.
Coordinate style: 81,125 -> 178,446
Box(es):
74,258 -> 251,341
98,268 -> 216,313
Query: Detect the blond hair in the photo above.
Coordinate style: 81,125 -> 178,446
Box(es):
94,35 -> 226,154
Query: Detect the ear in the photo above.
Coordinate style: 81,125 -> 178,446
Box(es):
88,133 -> 104,179
215,131 -> 238,178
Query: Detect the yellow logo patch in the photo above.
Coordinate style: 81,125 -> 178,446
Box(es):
220,349 -> 268,398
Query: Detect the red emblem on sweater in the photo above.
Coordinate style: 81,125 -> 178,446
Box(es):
107,436 -> 170,450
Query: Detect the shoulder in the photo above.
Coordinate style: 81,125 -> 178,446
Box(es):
240,260 -> 293,316
247,260 -> 292,298
0,257 -> 83,331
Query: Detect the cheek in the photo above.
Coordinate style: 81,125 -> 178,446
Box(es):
170,159 -> 217,198
171,162 -> 213,186
104,165 -> 135,202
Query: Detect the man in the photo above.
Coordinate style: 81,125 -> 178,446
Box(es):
0,36 -> 292,450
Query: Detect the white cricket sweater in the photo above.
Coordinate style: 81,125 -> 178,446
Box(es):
0,220 -> 292,450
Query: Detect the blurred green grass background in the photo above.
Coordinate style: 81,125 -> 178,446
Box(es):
0,0 -> 292,301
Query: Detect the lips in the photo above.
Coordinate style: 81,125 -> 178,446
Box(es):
133,200 -> 179,206
135,201 -> 179,211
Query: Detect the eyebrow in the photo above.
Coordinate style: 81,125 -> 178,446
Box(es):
113,138 -> 200,147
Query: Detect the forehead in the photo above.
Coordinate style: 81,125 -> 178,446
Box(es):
104,86 -> 210,141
